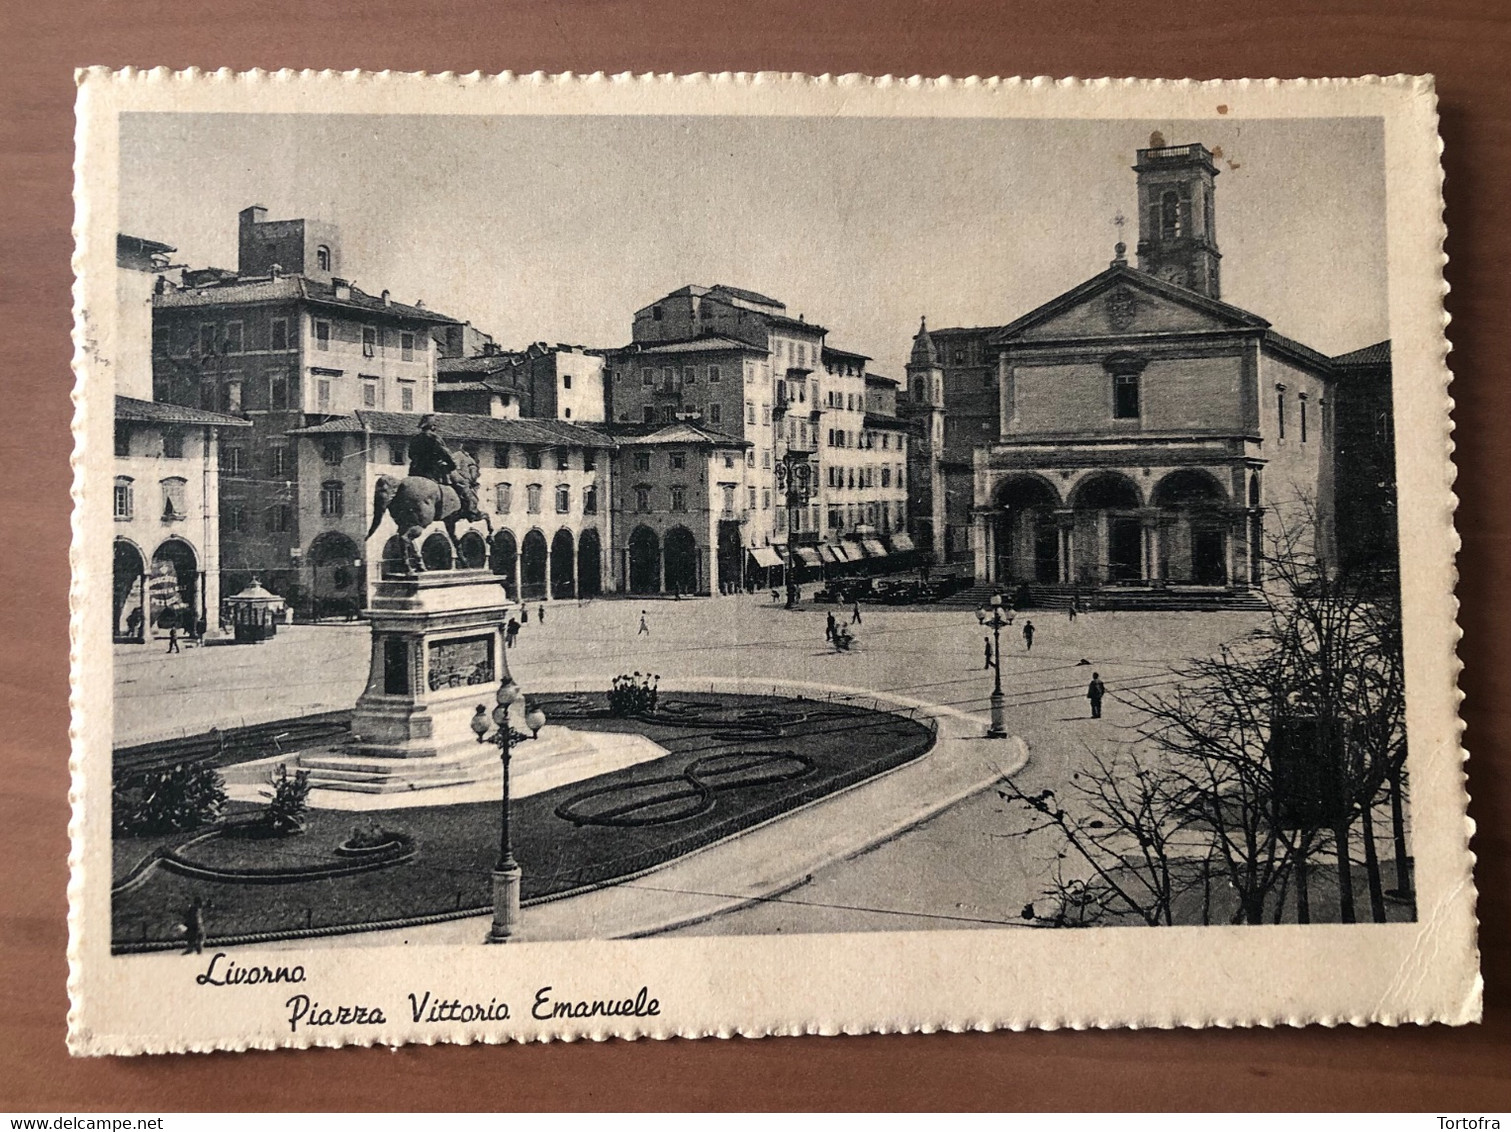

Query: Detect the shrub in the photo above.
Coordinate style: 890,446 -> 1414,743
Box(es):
112,761 -> 228,837
260,763 -> 313,835
608,673 -> 660,717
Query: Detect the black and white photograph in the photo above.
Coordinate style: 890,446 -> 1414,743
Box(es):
68,72 -> 1477,1053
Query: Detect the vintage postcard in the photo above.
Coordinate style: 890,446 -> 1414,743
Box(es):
69,70 -> 1478,1055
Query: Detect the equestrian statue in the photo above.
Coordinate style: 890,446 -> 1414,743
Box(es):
367,415 -> 489,568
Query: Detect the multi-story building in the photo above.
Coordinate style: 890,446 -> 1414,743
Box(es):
913,141 -> 1351,607
112,396 -> 249,640
288,410 -> 616,611
1330,341 -> 1396,581
606,422 -> 755,595
150,206 -> 463,610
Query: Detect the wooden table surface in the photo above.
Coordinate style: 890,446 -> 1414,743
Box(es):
2,0 -> 1507,1111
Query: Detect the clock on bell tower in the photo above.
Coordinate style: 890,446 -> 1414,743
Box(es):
1134,137 -> 1222,299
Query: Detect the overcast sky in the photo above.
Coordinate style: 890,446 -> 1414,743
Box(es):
120,113 -> 1387,377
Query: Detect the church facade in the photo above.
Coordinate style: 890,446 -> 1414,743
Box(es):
907,141 -> 1344,607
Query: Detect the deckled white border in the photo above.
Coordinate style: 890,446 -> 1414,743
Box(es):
69,71 -> 1477,1056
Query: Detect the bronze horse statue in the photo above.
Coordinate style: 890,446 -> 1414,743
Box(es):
367,447 -> 489,567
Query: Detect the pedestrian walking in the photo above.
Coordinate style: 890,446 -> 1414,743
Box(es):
984,636 -> 994,670
1022,619 -> 1035,651
521,606 -> 529,624
166,624 -> 180,654
125,606 -> 144,641
638,610 -> 649,635
181,898 -> 206,955
826,612 -> 837,641
1068,599 -> 1078,623
1087,672 -> 1106,718
538,603 -> 546,624
771,588 -> 780,604
506,617 -> 520,647
850,601 -> 862,625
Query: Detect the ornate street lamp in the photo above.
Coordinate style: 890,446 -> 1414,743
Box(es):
975,594 -> 1010,739
469,677 -> 546,943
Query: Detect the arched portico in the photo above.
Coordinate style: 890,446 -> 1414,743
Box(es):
149,538 -> 199,631
550,528 -> 576,599
309,531 -> 361,620
628,526 -> 661,593
1068,472 -> 1144,585
663,526 -> 698,596
1152,469 -> 1230,585
577,528 -> 603,597
113,539 -> 147,641
490,529 -> 519,601
520,529 -> 548,601
987,474 -> 1062,585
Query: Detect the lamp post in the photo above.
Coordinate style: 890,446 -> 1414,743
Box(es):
976,594 -> 1010,739
776,451 -> 812,610
470,676 -> 547,942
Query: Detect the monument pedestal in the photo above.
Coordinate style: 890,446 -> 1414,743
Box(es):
301,568 -> 514,793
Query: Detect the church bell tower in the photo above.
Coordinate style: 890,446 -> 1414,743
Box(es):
1134,136 -> 1222,298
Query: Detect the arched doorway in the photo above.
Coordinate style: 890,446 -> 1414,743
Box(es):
490,529 -> 518,601
149,538 -> 199,632
113,539 -> 146,641
716,520 -> 743,594
577,528 -> 603,597
628,526 -> 660,593
309,532 -> 362,620
663,526 -> 698,595
1069,473 -> 1143,584
520,529 -> 548,601
550,529 -> 576,599
990,475 -> 1061,585
1153,469 -> 1229,585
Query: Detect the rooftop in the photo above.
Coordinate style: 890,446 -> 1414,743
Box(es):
289,410 -> 615,448
602,420 -> 752,448
631,335 -> 768,356
115,395 -> 250,428
1332,340 -> 1392,368
154,274 -> 462,325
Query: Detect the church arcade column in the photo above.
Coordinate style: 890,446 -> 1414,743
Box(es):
1139,509 -> 1161,583
1054,509 -> 1076,584
973,509 -> 992,583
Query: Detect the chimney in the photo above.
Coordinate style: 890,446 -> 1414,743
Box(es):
415,298 -> 425,310
332,277 -> 351,300
270,263 -> 282,278
381,289 -> 391,306
239,204 -> 268,231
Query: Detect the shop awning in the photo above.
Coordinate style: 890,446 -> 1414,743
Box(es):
818,545 -> 843,564
888,532 -> 916,553
794,547 -> 823,568
834,544 -> 860,563
861,539 -> 888,558
748,547 -> 783,569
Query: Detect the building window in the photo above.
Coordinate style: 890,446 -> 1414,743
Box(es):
708,365 -> 721,384
881,466 -> 891,488
314,321 -> 331,351
316,246 -> 331,272
388,441 -> 407,466
199,324 -> 217,357
670,451 -> 686,471
1160,190 -> 1181,239
268,369 -> 290,410
583,485 -> 598,514
161,429 -> 183,459
269,445 -> 289,476
317,379 -> 332,411
266,504 -> 291,533
761,488 -> 771,510
400,332 -> 415,361
1277,387 -> 1287,439
556,449 -> 570,471
635,486 -> 651,513
224,321 -> 244,355
706,403 -> 720,424
495,483 -> 512,513
526,484 -> 543,513
322,438 -> 343,466
114,424 -> 131,458
224,504 -> 246,533
652,306 -> 664,321
748,486 -> 757,510
1300,396 -> 1309,443
220,378 -> 243,414
1113,373 -> 1141,419
362,327 -> 377,358
220,446 -> 245,475
641,368 -> 653,387
555,484 -> 571,514
320,480 -> 344,518
113,477 -> 133,520
761,450 -> 771,469
362,379 -> 379,408
746,450 -> 756,468
682,366 -> 695,387
642,406 -> 656,423
525,448 -> 542,470
199,379 -> 217,411
160,477 -> 187,522
270,318 -> 289,351
670,486 -> 686,512
633,451 -> 651,473
584,450 -> 597,473
721,484 -> 735,515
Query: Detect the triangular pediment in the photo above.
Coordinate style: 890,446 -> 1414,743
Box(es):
990,266 -> 1269,344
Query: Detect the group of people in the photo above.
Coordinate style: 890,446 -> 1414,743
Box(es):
980,594 -> 1107,718
824,610 -> 858,652
504,603 -> 548,648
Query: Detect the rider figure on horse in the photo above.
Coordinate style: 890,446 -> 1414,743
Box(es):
408,415 -> 481,520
